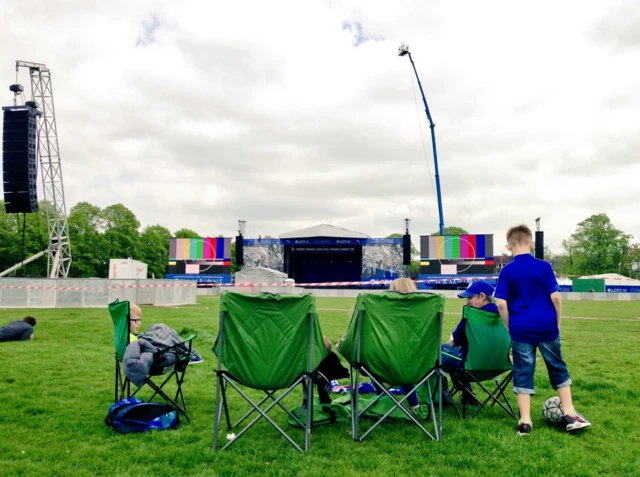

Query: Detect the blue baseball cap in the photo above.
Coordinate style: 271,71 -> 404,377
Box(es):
457,280 -> 495,298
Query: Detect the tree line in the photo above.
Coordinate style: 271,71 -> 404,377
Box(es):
1,202 -> 637,279
0,201 -> 198,279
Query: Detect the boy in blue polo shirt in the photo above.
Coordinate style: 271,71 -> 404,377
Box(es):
495,224 -> 590,436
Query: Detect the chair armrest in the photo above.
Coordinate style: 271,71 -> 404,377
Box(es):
153,334 -> 198,356
442,351 -> 463,361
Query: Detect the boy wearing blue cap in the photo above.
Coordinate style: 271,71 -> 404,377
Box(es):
495,224 -> 590,436
442,280 -> 498,402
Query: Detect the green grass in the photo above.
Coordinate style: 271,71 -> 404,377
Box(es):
1,297 -> 639,477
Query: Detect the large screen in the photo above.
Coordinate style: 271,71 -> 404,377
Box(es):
166,237 -> 232,285
420,234 -> 494,275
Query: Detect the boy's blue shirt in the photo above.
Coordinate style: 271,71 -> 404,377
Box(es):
450,302 -> 498,358
494,254 -> 560,343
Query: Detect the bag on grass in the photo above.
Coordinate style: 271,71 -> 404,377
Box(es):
105,397 -> 179,434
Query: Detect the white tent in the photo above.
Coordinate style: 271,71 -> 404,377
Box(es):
279,223 -> 369,239
235,267 -> 288,285
576,273 -> 640,286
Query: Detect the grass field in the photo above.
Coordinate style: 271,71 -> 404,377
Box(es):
1,296 -> 639,477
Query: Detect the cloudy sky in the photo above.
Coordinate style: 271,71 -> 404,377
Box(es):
1,0 -> 638,255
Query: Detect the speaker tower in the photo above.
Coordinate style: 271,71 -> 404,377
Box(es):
535,231 -> 544,260
235,235 -> 244,266
2,105 -> 38,213
402,234 -> 411,266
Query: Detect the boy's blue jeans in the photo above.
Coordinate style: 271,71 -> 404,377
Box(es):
511,338 -> 572,394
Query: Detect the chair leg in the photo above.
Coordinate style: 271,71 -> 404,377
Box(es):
114,363 -> 119,403
213,373 -> 224,450
305,374 -> 313,452
221,379 -> 232,430
352,366 -> 360,441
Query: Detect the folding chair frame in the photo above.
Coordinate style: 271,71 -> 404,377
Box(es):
114,338 -> 194,421
213,310 -> 316,452
448,367 -> 516,419
111,300 -> 195,422
442,308 -> 517,421
350,309 -> 443,442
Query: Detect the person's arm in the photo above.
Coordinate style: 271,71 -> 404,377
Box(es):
450,319 -> 465,346
551,291 -> 562,328
494,267 -> 510,330
30,334 -> 34,340
495,298 -> 509,331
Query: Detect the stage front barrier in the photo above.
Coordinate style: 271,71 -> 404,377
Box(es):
0,279 -> 197,308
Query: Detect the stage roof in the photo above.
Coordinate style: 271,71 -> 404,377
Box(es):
279,223 -> 369,239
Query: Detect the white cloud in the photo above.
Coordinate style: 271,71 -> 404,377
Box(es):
1,0 -> 638,253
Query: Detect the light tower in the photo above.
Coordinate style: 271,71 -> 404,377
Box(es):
16,61 -> 72,277
399,44 -> 445,236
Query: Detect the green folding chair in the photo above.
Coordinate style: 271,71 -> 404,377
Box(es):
108,299 -> 196,421
446,305 -> 516,420
212,292 -> 329,452
339,291 -> 444,441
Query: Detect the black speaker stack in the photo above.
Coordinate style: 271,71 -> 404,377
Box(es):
402,234 -> 411,266
235,235 -> 244,266
535,231 -> 544,260
2,105 -> 39,213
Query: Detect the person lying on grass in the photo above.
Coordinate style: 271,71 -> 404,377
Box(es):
0,316 -> 37,342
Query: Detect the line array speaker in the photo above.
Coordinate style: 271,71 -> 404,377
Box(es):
402,234 -> 411,266
235,235 -> 244,266
535,231 -> 544,260
2,106 -> 38,213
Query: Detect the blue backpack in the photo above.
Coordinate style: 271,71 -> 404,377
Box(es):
105,398 -> 179,434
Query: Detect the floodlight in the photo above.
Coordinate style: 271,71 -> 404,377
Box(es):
398,44 -> 410,56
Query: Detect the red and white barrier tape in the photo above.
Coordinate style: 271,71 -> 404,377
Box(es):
221,277 -> 497,287
0,282 -> 197,291
0,277 -> 497,290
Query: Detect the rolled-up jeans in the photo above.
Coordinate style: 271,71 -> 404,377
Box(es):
511,338 -> 572,395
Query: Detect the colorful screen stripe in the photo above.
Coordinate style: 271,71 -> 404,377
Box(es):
421,234 -> 493,260
169,238 -> 231,260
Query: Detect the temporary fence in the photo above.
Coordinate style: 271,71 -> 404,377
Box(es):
211,276 -> 497,288
0,278 -> 197,308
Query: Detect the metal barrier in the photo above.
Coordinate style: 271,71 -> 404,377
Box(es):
0,278 -> 197,308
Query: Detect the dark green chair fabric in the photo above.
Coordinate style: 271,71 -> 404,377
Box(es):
213,292 -> 329,452
339,292 -> 444,441
108,299 -> 196,421
448,305 -> 516,419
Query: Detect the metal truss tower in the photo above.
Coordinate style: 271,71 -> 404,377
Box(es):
16,61 -> 72,277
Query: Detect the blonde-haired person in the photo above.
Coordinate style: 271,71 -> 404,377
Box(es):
127,303 -> 203,365
128,303 -> 142,343
389,277 -> 418,294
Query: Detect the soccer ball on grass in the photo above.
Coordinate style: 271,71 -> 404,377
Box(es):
542,396 -> 564,424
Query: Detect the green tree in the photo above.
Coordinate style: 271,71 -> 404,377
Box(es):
173,228 -> 200,238
567,214 -> 632,275
431,226 -> 469,236
0,202 -> 50,277
140,225 -> 172,279
102,204 -> 142,266
67,202 -> 107,278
